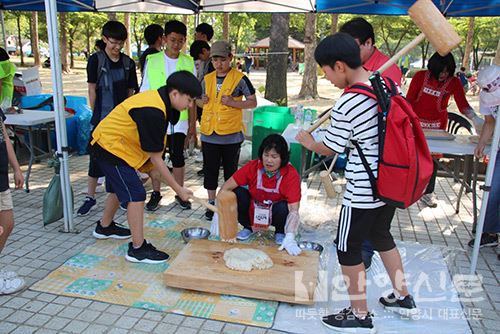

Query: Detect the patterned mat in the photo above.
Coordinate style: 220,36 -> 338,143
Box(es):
30,217 -> 278,328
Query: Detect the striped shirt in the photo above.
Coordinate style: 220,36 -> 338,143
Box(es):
322,86 -> 385,209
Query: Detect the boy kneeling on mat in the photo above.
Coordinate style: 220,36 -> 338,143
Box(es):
90,71 -> 200,264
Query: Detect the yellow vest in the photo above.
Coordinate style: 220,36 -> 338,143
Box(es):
201,68 -> 245,135
0,60 -> 16,103
146,51 -> 194,121
91,90 -> 167,170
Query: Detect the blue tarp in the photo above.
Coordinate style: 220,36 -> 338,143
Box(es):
316,0 -> 500,17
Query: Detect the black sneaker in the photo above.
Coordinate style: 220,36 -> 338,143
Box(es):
205,201 -> 215,221
125,240 -> 169,264
468,233 -> 498,248
77,196 -> 97,216
93,220 -> 131,240
379,293 -> 418,318
146,191 -> 162,211
175,195 -> 191,210
321,307 -> 375,333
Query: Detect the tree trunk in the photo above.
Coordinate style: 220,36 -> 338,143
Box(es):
462,17 -> 474,71
123,13 -> 132,57
182,15 -> 188,53
223,13 -> 230,40
69,39 -> 74,68
107,13 -> 117,21
132,15 -> 142,59
330,14 -> 339,34
30,12 -> 41,66
16,15 -> 24,66
59,13 -> 70,73
265,14 -> 289,105
494,38 -> 500,66
299,13 -> 318,99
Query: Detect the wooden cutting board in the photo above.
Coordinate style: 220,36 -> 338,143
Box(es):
164,239 -> 320,305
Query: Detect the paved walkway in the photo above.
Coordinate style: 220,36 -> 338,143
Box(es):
0,152 -> 498,334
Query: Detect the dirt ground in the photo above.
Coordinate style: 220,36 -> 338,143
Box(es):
13,57 -> 480,114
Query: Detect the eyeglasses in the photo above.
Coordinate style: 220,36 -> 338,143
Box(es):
166,36 -> 186,46
106,38 -> 125,48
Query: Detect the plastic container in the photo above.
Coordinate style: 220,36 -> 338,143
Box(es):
20,94 -> 88,151
251,106 -> 294,160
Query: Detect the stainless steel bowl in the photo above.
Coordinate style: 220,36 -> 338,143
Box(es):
181,227 -> 210,243
298,241 -> 324,254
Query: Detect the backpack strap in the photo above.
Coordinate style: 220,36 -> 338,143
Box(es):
95,50 -> 106,86
351,140 -> 378,200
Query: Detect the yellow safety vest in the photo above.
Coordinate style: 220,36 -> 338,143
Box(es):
146,51 -> 194,121
0,59 -> 16,104
201,68 -> 245,135
91,90 -> 168,170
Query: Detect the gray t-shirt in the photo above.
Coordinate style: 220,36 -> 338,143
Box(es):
201,74 -> 255,144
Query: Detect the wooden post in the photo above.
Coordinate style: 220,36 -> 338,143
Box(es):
293,48 -> 296,65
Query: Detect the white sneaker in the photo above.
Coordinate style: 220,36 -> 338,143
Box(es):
0,276 -> 25,295
420,193 -> 437,208
0,270 -> 18,279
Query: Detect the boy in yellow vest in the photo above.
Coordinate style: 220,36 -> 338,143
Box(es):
140,20 -> 196,212
201,41 -> 257,220
91,71 -> 200,263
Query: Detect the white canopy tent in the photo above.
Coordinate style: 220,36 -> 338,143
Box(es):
1,0 -> 498,275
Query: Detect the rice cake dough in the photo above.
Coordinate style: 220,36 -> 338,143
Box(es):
223,248 -> 273,272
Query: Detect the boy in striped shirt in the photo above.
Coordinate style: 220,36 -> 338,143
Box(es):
296,33 -> 417,333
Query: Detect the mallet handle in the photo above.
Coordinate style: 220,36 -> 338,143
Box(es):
191,196 -> 219,213
306,109 -> 332,133
378,33 -> 425,74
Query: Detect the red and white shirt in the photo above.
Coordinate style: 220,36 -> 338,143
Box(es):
407,70 -> 472,130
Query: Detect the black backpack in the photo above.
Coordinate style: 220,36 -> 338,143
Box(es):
95,50 -> 133,86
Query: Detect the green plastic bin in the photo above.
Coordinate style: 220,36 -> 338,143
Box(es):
251,106 -> 294,160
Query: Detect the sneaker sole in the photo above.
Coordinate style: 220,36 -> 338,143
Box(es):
145,206 -> 160,212
381,304 -> 420,319
92,231 -> 131,240
236,234 -> 253,241
77,205 -> 96,216
321,320 -> 376,334
124,254 -> 169,264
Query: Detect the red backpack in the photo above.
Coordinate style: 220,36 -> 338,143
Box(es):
345,76 -> 433,209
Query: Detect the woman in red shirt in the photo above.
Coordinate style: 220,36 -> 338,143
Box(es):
220,134 -> 302,256
407,52 -> 484,207
407,52 -> 482,130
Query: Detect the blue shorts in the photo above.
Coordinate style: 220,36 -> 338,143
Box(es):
97,160 -> 146,204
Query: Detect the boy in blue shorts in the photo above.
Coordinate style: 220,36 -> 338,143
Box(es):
296,33 -> 417,332
90,71 -> 200,264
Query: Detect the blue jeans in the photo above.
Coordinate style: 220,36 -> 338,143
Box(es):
483,151 -> 500,234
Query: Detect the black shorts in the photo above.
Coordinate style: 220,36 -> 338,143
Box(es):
202,141 -> 241,191
167,133 -> 186,168
88,150 -> 105,178
336,204 -> 396,266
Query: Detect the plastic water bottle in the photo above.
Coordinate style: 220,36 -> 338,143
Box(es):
304,108 -> 313,128
294,105 -> 304,128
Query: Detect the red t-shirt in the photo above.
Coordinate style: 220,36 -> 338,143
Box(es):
364,48 -> 403,86
232,159 -> 301,205
407,70 -> 472,130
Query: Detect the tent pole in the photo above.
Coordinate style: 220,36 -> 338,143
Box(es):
470,114 -> 500,274
0,11 -> 7,49
44,0 -> 75,233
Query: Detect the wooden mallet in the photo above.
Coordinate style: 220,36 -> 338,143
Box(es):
191,190 -> 238,242
378,0 -> 461,74
319,154 -> 340,198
